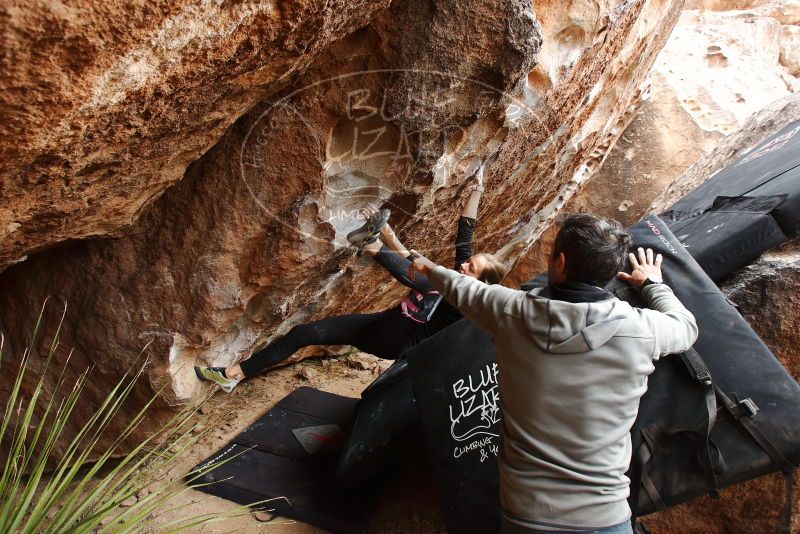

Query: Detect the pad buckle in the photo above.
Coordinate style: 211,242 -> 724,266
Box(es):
697,371 -> 712,386
737,397 -> 759,417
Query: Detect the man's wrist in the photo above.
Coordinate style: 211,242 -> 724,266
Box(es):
641,277 -> 662,288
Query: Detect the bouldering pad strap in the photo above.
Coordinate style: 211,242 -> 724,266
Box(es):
631,348 -> 724,519
666,427 -> 723,498
679,348 -> 712,386
640,427 -> 666,510
713,385 -> 795,472
702,381 -> 720,496
781,471 -> 795,534
678,348 -> 721,497
613,285 -> 639,305
629,426 -> 665,532
714,384 -> 797,534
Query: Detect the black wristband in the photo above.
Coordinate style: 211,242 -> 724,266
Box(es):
641,278 -> 661,288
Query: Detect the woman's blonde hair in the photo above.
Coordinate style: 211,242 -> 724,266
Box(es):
477,253 -> 507,285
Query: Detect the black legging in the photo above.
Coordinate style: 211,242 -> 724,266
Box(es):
239,217 -> 475,378
239,307 -> 418,378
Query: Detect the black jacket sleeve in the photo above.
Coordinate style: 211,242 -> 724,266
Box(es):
373,245 -> 434,293
454,216 -> 476,269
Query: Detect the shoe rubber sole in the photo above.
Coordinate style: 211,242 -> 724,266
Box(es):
347,209 -> 391,248
194,366 -> 239,393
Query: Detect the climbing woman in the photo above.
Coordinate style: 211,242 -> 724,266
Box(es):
195,163 -> 507,392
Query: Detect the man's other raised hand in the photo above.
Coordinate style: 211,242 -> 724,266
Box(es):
617,247 -> 663,287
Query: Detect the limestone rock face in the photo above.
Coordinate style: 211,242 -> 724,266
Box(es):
0,0 -> 392,271
505,2 -> 800,285
649,92 -> 800,213
581,0 -> 799,223
586,0 -> 799,223
643,240 -> 800,533
0,0 -> 684,453
721,240 -> 800,387
626,1 -> 799,221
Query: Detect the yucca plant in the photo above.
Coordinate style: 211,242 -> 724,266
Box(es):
0,301 -> 272,533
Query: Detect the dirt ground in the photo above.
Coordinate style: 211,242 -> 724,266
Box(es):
141,350 -> 799,534
148,353 -> 447,533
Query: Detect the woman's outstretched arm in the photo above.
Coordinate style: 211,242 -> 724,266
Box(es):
358,208 -> 432,291
461,164 -> 484,219
371,244 -> 434,293
454,163 -> 484,267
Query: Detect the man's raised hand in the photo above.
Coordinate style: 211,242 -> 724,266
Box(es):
617,247 -> 663,288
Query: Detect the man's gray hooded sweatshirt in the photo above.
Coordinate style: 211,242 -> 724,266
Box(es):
427,266 -> 698,531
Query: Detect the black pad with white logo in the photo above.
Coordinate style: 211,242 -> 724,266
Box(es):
402,216 -> 800,531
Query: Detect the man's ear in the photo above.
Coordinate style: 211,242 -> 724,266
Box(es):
555,251 -> 566,275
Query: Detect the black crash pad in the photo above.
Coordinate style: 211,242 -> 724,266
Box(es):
189,387 -> 385,534
612,216 -> 800,514
337,358 -> 421,488
401,215 -> 800,533
404,321 -> 501,534
663,119 -> 800,280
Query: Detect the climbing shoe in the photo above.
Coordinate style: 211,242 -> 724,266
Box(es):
347,208 -> 391,248
194,366 -> 240,393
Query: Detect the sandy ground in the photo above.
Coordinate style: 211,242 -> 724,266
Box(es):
147,353 -> 447,533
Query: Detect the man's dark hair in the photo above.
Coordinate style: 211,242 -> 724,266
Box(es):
552,214 -> 631,286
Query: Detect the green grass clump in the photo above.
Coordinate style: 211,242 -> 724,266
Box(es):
0,301 -> 267,533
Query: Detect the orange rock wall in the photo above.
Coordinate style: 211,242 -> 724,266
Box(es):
0,0 -> 684,453
0,0 -> 393,270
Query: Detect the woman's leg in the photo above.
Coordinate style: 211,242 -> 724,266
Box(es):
233,309 -> 416,379
362,237 -> 383,256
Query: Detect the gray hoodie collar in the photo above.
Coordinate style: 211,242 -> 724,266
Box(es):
539,282 -> 616,303
524,289 -> 631,354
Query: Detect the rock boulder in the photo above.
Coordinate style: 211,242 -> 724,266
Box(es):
644,240 -> 800,533
0,0 -> 391,271
506,11 -> 800,285
0,0 -> 684,454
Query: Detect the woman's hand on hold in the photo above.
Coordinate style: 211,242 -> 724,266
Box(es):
471,164 -> 485,192
359,205 -> 377,219
407,249 -> 437,280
